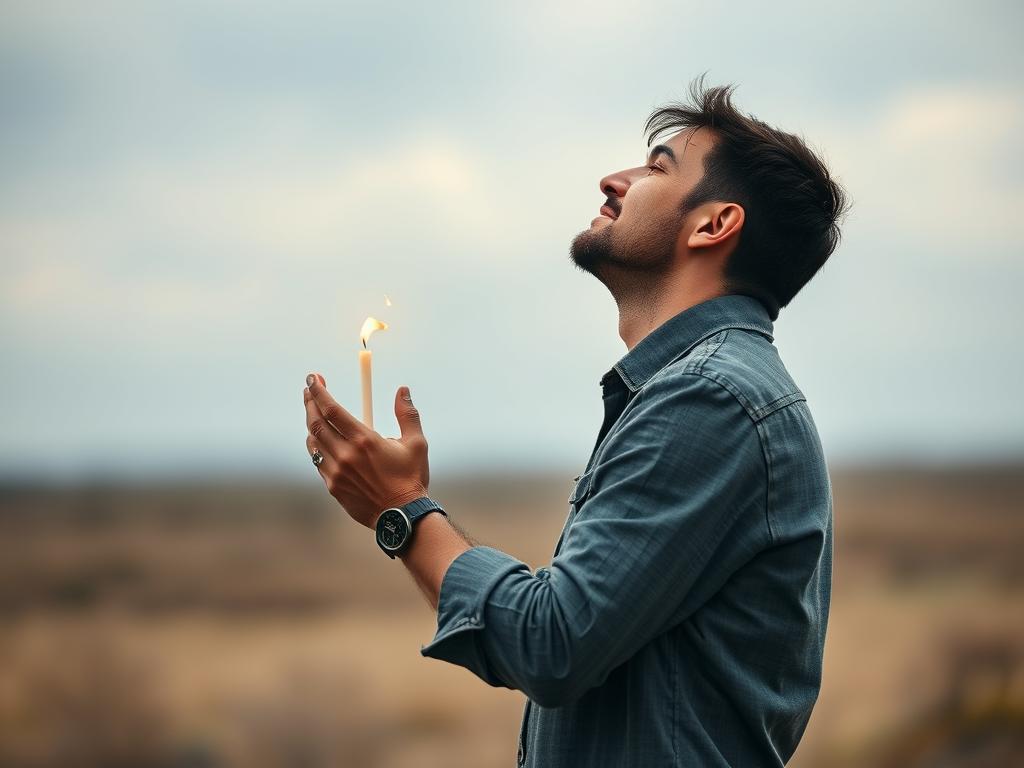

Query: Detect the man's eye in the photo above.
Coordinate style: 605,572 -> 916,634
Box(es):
646,165 -> 661,175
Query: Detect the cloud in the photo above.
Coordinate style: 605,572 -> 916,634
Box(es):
2,1 -> 1022,477
810,83 -> 1024,259
0,131 -> 512,347
0,248 -> 269,342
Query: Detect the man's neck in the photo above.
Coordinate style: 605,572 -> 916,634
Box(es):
614,271 -> 724,351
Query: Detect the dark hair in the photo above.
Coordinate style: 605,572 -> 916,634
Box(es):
644,73 -> 851,320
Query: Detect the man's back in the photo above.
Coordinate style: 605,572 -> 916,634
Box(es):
422,294 -> 833,767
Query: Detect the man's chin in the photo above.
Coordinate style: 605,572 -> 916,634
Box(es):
569,227 -> 610,274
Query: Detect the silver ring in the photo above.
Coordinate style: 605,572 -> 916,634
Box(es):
311,450 -> 324,467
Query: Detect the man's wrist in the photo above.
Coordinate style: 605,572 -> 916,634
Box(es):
371,490 -> 430,530
394,508 -> 473,610
396,509 -> 453,561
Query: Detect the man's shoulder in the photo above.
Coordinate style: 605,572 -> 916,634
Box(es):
647,326 -> 806,425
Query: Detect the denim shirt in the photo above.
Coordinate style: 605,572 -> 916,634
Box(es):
420,293 -> 833,767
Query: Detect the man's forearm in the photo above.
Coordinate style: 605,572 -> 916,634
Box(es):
397,511 -> 476,610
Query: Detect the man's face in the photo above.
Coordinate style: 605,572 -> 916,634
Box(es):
570,127 -> 712,277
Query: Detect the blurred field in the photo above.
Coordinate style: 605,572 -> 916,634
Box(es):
0,466 -> 1022,767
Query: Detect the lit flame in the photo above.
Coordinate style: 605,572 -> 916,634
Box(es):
360,316 -> 389,348
384,294 -> 392,307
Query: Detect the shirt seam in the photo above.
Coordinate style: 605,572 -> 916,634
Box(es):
661,329 -> 808,420
751,391 -> 807,421
757,419 -> 777,545
616,322 -> 772,392
684,329 -> 800,546
690,369 -> 775,546
612,363 -> 777,549
671,353 -> 779,548
595,336 -> 786,548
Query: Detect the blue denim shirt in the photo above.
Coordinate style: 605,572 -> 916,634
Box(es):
420,293 -> 833,767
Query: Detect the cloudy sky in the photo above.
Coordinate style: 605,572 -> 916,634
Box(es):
1,0 -> 1021,482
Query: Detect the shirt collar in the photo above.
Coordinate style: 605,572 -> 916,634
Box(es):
603,293 -> 775,394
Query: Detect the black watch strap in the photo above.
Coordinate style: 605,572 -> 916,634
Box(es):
403,496 -> 447,523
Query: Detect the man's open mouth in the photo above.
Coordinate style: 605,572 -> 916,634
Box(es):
600,205 -> 618,220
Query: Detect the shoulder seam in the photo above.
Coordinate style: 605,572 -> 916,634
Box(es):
640,369 -> 774,545
656,330 -> 806,424
650,348 -> 814,546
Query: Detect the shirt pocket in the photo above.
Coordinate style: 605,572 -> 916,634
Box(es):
553,469 -> 597,557
568,468 -> 596,508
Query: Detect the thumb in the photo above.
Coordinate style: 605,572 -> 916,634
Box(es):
394,386 -> 424,442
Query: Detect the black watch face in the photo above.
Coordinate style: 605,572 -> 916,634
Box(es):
377,509 -> 410,551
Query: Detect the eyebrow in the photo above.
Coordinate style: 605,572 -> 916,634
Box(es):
647,144 -> 678,167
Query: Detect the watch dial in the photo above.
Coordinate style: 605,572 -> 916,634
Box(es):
378,509 -> 409,550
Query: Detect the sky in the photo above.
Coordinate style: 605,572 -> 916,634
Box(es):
1,0 -> 1022,482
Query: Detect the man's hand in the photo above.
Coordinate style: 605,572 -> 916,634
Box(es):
303,373 -> 430,529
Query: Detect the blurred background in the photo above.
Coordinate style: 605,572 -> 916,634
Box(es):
1,1 -> 1022,766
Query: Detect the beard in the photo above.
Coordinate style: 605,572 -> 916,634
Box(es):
569,209 -> 682,280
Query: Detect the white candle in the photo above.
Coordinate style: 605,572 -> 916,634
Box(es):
358,316 -> 389,429
359,347 -> 374,429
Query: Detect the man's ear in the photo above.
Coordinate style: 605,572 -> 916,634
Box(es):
686,203 -> 745,251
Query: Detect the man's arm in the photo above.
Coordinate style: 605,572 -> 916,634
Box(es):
397,512 -> 476,611
415,371 -> 771,708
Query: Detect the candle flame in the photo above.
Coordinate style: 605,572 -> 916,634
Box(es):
360,316 -> 389,348
384,294 -> 392,306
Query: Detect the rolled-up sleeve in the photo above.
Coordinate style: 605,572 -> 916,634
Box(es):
420,371 -> 770,708
419,545 -> 534,687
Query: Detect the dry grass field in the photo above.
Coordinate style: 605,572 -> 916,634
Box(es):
0,466 -> 1021,767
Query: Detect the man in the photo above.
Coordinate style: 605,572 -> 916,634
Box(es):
302,75 -> 849,766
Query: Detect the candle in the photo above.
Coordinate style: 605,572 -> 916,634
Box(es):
359,348 -> 373,429
359,317 -> 389,429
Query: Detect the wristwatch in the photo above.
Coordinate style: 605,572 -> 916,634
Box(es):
375,496 -> 447,559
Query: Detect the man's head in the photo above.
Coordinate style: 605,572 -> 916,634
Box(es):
569,74 -> 850,320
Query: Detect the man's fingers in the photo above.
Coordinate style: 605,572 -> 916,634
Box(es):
306,434 -> 340,491
306,372 -> 367,439
394,386 -> 425,444
305,386 -> 346,452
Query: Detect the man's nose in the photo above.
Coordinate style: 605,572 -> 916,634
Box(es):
598,167 -> 640,200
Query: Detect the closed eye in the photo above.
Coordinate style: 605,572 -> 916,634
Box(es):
646,164 -> 663,176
